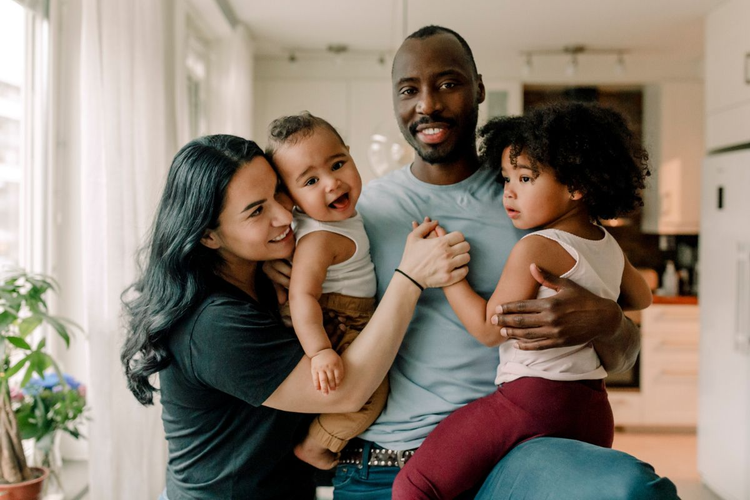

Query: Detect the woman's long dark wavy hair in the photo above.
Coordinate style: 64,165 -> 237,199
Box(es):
121,135 -> 264,405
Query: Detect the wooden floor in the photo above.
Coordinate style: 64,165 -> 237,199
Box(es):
64,431 -> 724,500
316,431 -> 724,500
613,431 -> 723,500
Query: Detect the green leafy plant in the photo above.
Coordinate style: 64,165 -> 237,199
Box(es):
0,271 -> 79,484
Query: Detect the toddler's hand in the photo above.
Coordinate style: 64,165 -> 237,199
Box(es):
311,349 -> 344,395
411,216 -> 445,239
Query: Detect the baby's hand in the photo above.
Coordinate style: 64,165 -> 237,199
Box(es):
311,349 -> 344,395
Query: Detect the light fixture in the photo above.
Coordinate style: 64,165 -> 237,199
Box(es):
520,45 -> 628,77
564,45 -> 584,77
615,52 -> 626,75
522,53 -> 532,76
282,44 -> 391,66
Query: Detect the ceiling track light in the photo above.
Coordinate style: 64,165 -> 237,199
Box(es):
284,45 -> 390,66
520,45 -> 628,77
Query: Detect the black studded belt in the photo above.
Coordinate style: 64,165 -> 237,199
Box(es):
339,444 -> 417,468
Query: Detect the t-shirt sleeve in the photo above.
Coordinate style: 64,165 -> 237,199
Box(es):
188,297 -> 305,406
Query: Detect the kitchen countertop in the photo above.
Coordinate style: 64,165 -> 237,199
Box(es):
651,295 -> 699,305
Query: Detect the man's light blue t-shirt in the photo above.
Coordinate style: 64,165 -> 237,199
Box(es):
357,164 -> 525,449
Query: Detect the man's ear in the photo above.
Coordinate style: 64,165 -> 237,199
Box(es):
570,190 -> 583,201
476,74 -> 486,105
200,229 -> 221,249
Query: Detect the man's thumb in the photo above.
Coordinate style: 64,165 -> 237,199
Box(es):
530,263 -> 562,292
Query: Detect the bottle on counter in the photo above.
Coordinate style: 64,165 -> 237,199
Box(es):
661,260 -> 679,296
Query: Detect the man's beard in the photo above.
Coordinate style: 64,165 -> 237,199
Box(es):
399,105 -> 479,165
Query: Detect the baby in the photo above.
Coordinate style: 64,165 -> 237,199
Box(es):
266,112 -> 387,469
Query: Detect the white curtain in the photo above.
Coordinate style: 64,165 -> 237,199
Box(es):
79,0 -> 179,497
208,23 -> 255,139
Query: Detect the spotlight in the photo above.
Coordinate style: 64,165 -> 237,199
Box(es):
565,54 -> 578,77
522,54 -> 532,77
615,52 -> 626,75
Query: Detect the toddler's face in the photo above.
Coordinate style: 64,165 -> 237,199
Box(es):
273,127 -> 362,222
500,147 -> 577,230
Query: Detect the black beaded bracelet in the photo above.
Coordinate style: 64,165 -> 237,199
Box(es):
395,268 -> 424,291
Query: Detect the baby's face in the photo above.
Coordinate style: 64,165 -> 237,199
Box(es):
273,127 -> 362,222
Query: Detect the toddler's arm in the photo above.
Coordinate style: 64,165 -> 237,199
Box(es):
618,256 -> 653,311
445,235 -> 573,347
289,230 -> 355,394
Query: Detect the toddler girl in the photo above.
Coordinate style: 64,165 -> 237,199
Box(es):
266,112 -> 386,470
393,103 -> 653,499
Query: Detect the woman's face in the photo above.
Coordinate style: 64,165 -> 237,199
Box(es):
201,156 -> 295,266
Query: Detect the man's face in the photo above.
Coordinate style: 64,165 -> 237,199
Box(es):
392,33 -> 485,165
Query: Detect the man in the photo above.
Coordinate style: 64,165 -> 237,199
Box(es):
333,26 -> 678,499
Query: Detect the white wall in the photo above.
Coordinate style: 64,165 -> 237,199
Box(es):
254,52 -> 703,184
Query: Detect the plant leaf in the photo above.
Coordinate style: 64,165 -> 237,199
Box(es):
41,315 -> 71,347
18,316 -> 43,338
5,353 -> 32,379
6,336 -> 32,351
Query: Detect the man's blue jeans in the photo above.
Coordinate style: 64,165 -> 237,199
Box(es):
332,437 -> 679,499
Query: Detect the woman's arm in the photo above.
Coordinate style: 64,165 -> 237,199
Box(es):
618,256 -> 653,311
445,236 -> 573,347
264,221 -> 470,413
289,231 -> 354,393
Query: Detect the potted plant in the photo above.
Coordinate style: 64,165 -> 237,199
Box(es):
13,372 -> 87,496
0,270 -> 80,498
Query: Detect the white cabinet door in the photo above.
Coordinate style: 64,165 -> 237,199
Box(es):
641,83 -> 704,234
698,150 -> 750,500
705,0 -> 750,151
640,305 -> 700,426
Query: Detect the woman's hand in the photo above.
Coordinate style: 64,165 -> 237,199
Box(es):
398,219 -> 470,289
310,348 -> 344,395
262,259 -> 292,304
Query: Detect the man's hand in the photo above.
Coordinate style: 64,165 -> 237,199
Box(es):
491,263 -> 623,351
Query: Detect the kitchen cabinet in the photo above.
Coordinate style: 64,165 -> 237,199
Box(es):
705,0 -> 750,151
609,304 -> 700,428
640,304 -> 700,426
641,83 -> 704,234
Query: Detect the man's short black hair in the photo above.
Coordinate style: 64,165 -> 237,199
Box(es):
403,25 -> 478,77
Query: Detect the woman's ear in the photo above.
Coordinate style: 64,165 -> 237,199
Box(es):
200,229 -> 221,250
570,190 -> 583,201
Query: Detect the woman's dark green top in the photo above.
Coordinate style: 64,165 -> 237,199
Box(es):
159,277 -> 314,499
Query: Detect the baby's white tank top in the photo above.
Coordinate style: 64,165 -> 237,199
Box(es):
292,208 -> 377,298
495,227 -> 624,384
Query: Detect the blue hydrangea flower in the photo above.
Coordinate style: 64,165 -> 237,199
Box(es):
22,372 -> 81,395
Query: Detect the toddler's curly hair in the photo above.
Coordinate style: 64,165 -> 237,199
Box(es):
479,102 -> 651,221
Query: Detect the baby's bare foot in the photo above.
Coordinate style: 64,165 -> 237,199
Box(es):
294,435 -> 339,470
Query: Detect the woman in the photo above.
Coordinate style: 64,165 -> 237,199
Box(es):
120,135 -> 469,499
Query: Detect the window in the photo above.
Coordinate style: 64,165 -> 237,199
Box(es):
0,0 -> 49,271
186,21 -> 209,139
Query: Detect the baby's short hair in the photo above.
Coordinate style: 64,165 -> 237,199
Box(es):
266,111 -> 345,159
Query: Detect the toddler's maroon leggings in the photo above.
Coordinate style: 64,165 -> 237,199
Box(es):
392,377 -> 614,500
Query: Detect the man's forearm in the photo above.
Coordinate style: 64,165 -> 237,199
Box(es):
593,312 -> 640,374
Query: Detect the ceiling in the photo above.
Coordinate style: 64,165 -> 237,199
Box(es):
229,0 -> 726,64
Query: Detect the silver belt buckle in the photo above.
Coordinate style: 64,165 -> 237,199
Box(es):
396,449 -> 407,468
